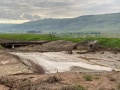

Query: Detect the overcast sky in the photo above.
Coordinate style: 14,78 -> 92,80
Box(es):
0,0 -> 120,21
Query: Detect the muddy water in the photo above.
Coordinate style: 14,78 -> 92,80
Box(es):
10,52 -> 120,73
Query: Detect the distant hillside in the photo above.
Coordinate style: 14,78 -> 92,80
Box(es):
1,13 -> 120,33
0,24 -> 15,33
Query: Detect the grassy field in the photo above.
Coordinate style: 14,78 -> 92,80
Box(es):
0,34 -> 120,49
62,37 -> 120,49
0,34 -> 60,41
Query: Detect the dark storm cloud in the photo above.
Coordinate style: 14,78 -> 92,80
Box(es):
0,0 -> 120,20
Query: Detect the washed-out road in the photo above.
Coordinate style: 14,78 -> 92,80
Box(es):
10,51 -> 120,73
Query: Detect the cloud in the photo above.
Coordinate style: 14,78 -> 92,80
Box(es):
0,0 -> 120,20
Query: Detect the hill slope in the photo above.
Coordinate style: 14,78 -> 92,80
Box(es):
1,13 -> 120,33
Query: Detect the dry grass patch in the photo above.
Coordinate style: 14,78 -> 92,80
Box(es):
45,75 -> 61,83
60,85 -> 87,90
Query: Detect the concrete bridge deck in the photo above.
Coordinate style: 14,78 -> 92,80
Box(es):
0,41 -> 48,48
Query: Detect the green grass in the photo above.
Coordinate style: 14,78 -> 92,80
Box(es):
97,38 -> 120,49
0,34 -> 60,41
0,34 -> 120,49
61,37 -> 120,49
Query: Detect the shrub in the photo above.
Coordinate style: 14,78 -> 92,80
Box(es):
83,74 -> 93,81
94,76 -> 100,80
117,82 -> 120,90
45,75 -> 60,83
109,76 -> 116,82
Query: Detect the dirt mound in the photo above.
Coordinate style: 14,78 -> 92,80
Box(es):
15,40 -> 76,52
43,40 -> 76,51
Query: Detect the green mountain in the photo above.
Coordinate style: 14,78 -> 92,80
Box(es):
1,13 -> 120,33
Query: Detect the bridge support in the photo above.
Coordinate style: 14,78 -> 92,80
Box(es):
12,45 -> 15,49
0,41 -> 48,49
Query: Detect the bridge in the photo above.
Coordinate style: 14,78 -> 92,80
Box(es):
0,41 -> 48,48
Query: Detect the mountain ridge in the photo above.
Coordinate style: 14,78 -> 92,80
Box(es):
0,13 -> 120,33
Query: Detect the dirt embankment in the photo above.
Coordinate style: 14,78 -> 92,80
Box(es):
0,72 -> 120,90
6,40 -> 119,53
0,51 -> 32,76
13,40 -> 76,52
0,51 -> 46,76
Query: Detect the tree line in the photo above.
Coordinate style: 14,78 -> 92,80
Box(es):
49,32 -> 101,34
